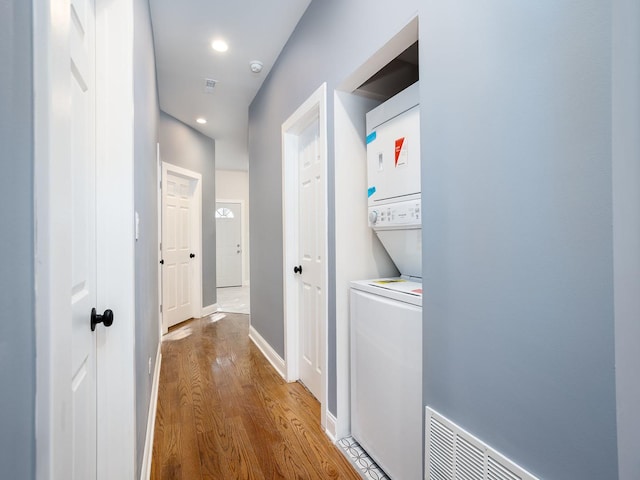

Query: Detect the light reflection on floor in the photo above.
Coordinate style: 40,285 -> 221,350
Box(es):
208,312 -> 227,323
164,313 -> 229,343
163,326 -> 193,342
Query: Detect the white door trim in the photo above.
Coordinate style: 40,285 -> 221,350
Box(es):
282,83 -> 328,430
34,0 -> 136,479
95,5 -> 136,476
161,161 -> 203,333
34,1 -> 74,476
157,143 -> 163,334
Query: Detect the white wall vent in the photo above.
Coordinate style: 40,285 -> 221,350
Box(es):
425,407 -> 539,480
203,78 -> 217,94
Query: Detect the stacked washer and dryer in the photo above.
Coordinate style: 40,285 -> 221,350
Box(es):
350,82 -> 422,480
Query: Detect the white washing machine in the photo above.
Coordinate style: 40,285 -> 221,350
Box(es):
349,82 -> 423,479
350,279 -> 422,480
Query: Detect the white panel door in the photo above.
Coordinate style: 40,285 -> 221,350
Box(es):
297,117 -> 324,400
162,172 -> 195,328
70,0 -> 98,478
216,202 -> 242,287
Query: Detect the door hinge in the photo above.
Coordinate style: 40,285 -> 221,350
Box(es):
159,242 -> 162,250
159,180 -> 162,189
160,304 -> 162,313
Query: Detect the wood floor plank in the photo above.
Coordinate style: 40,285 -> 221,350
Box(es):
236,384 -> 285,478
150,313 -> 360,480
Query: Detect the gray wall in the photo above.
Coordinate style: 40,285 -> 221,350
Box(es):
0,1 -> 35,479
159,111 -> 217,307
613,1 -> 640,479
420,2 -> 616,479
249,1 -> 619,478
133,0 -> 160,477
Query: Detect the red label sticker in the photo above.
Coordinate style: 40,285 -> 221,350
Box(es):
395,137 -> 405,166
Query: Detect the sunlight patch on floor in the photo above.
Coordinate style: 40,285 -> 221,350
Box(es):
163,326 -> 193,342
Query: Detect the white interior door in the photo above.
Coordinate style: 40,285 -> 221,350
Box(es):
70,0 -> 97,477
216,201 -> 243,287
37,0 -> 137,477
162,170 -> 196,328
297,116 -> 324,400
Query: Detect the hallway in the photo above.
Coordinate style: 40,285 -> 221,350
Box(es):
150,313 -> 359,479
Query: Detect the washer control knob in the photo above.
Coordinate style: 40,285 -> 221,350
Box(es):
368,210 -> 378,224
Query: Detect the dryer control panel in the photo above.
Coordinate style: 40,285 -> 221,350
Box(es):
368,199 -> 421,229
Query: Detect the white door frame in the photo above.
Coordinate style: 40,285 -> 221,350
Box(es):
216,198 -> 245,286
282,83 -> 328,430
160,161 -> 203,334
157,143 -> 163,334
34,0 -> 136,479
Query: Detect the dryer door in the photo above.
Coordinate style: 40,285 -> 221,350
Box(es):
350,288 -> 422,480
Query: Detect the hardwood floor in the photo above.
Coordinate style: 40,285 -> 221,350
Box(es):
150,313 -> 360,480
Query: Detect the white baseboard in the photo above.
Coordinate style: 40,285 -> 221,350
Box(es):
249,325 -> 286,380
140,347 -> 162,480
324,411 -> 338,442
201,303 -> 218,317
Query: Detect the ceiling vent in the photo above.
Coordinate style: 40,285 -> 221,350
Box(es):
203,78 -> 217,94
425,407 -> 540,480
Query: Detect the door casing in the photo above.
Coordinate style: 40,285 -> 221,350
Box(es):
282,83 -> 328,431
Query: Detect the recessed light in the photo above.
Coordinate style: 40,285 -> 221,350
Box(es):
196,118 -> 207,124
211,40 -> 228,52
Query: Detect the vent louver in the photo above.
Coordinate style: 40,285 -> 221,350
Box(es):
203,78 -> 217,94
487,457 -> 521,480
429,418 -> 454,479
425,408 -> 539,480
457,437 -> 484,480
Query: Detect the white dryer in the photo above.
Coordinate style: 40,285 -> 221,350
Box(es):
350,279 -> 422,480
350,82 -> 423,479
365,81 -> 422,280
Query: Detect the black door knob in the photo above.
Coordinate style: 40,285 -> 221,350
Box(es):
293,265 -> 302,274
160,259 -> 164,265
91,308 -> 114,332
190,253 -> 195,258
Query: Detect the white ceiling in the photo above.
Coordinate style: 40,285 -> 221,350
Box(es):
149,0 -> 312,171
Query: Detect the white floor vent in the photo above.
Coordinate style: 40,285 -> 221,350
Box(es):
425,407 -> 539,480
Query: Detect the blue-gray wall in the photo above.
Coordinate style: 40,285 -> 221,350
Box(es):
0,1 -> 35,479
613,2 -> 640,479
249,1 -> 619,478
159,111 -> 217,307
420,2 -> 616,479
133,0 -> 160,477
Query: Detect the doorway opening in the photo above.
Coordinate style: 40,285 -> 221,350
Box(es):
216,199 -> 250,314
282,83 -> 328,429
